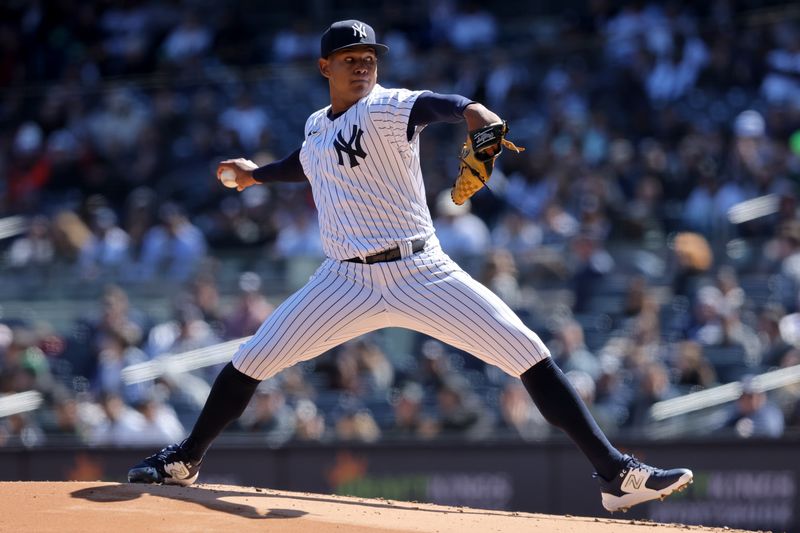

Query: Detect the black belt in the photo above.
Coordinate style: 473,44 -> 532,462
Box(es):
344,239 -> 427,264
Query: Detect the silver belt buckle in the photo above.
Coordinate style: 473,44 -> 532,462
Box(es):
398,240 -> 413,259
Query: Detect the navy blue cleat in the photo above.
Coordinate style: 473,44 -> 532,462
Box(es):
127,443 -> 201,486
597,455 -> 693,513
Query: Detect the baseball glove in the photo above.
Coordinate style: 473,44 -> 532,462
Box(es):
451,121 -> 524,205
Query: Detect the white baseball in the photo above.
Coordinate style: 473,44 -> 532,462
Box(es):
219,167 -> 238,188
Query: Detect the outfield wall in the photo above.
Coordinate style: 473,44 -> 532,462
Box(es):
1,438 -> 796,533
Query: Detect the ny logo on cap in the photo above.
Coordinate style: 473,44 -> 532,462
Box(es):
352,22 -> 367,38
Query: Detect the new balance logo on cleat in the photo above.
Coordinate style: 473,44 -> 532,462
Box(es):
165,462 -> 191,480
623,473 -> 644,490
127,443 -> 201,487
597,455 -> 693,513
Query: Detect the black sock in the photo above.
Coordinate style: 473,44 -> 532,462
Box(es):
180,362 -> 260,463
520,358 -> 625,480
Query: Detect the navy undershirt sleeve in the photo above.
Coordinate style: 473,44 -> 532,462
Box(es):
252,148 -> 306,183
406,92 -> 474,141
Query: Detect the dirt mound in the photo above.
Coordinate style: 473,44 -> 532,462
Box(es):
0,482 -> 753,533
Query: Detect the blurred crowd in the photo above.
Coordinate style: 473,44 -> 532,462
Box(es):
3,0 -> 800,447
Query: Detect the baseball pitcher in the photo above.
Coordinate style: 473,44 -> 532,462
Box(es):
128,20 -> 692,513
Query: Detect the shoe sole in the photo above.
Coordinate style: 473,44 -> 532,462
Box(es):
602,471 -> 693,513
127,467 -> 198,487
164,472 -> 199,487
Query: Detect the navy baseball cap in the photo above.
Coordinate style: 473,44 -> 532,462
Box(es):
320,20 -> 389,58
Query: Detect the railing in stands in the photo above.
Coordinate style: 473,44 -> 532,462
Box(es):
0,391 -> 43,419
650,363 -> 800,421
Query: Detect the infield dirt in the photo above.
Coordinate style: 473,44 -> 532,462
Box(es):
0,482 -> 758,533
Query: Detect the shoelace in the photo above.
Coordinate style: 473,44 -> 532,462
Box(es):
149,445 -> 181,464
622,456 -> 658,477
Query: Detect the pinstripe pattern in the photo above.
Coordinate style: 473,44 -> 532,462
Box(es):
299,85 -> 433,261
233,84 -> 550,381
233,259 -> 390,380
232,240 -> 549,381
379,241 -> 548,376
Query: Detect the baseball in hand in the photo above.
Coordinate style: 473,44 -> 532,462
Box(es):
218,167 -> 238,188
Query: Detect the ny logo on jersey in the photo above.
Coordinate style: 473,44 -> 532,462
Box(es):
334,125 -> 368,167
352,22 -> 367,38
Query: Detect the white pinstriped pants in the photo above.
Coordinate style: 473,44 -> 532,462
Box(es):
232,241 -> 550,380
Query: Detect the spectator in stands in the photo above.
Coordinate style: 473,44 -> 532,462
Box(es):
480,248 -> 522,309
7,215 -> 54,269
673,340 -> 717,390
66,284 -> 146,384
414,339 -> 455,391
271,20 -> 317,63
5,122 -> 50,212
161,10 -> 213,64
540,203 -> 580,247
568,232 -> 614,313
292,398 -> 327,442
353,339 -> 395,395
98,1 -> 152,74
757,303 -> 792,367
189,274 -> 226,338
93,327 -> 150,404
550,319 -> 601,380
789,399 -> 800,430
503,163 -> 558,222
0,327 -> 52,394
273,206 -> 324,258
332,397 -> 381,443
239,380 -> 296,447
87,89 -> 149,158
0,324 -> 12,370
761,23 -> 800,107
566,369 -> 618,436
133,392 -> 186,444
497,379 -> 550,440
435,376 -> 494,440
47,393 -> 92,443
89,392 -> 148,446
626,361 -> 679,429
775,220 -> 800,287
772,348 -> 800,423
432,191 -> 491,259
78,207 -> 130,279
223,272 -> 274,339
218,91 -> 270,152
444,2 -> 497,51
645,31 -> 708,103
386,382 -> 437,440
145,302 -> 219,359
619,174 -> 664,240
50,210 -> 93,264
321,338 -> 394,397
280,366 -> 317,402
0,412 -> 44,447
490,211 -> 543,257
690,282 -> 761,365
135,203 -> 207,282
671,232 -> 713,301
720,376 -> 785,438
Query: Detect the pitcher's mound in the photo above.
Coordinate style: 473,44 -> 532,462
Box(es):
0,482 -> 749,533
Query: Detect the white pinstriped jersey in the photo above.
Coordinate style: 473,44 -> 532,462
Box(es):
299,84 -> 434,261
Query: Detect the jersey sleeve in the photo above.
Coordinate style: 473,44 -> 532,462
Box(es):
298,110 -> 323,179
252,148 -> 305,183
368,87 -> 427,148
